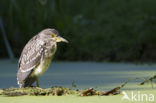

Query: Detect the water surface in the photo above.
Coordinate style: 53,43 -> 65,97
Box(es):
0,59 -> 155,90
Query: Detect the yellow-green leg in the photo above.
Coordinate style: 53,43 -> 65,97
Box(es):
36,77 -> 39,87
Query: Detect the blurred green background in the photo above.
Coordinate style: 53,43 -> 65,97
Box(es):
0,0 -> 156,62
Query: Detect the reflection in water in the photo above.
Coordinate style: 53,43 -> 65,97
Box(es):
0,60 -> 155,90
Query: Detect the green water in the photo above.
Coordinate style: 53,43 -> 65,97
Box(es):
0,60 -> 156,103
0,60 -> 156,90
0,89 -> 156,103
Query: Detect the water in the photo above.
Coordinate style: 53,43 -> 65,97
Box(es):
0,59 -> 155,90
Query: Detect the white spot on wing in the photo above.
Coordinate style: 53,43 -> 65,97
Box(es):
21,65 -> 36,72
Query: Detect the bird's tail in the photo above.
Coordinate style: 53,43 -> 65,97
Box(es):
17,68 -> 36,88
23,76 -> 36,87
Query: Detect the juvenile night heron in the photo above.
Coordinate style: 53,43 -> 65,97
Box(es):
17,28 -> 68,88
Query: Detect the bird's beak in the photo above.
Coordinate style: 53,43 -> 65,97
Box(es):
55,36 -> 69,43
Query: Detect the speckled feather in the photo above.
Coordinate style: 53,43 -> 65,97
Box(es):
17,34 -> 45,86
18,35 -> 45,72
17,29 -> 57,87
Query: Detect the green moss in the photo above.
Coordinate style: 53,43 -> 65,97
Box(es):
2,86 -> 80,96
0,89 -> 3,95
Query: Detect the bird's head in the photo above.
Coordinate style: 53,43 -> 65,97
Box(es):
39,28 -> 68,43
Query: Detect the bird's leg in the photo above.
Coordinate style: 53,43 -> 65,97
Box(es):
36,77 -> 39,87
19,84 -> 23,88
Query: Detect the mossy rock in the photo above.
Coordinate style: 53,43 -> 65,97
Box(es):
1,86 -> 79,96
1,86 -> 121,97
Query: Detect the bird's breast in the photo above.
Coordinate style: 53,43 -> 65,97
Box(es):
33,57 -> 52,76
32,43 -> 57,76
45,42 -> 57,57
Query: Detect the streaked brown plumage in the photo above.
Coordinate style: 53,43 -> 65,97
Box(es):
17,28 -> 68,88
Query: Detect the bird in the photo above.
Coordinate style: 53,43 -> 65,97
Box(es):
17,28 -> 68,88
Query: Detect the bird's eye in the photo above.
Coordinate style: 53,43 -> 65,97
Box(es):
51,33 -> 55,37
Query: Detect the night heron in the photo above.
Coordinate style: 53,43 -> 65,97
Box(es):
17,28 -> 68,88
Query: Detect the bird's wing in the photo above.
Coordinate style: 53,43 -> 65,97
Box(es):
18,35 -> 45,72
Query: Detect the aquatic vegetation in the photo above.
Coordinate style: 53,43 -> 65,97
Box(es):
2,86 -> 79,96
1,86 -> 121,96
